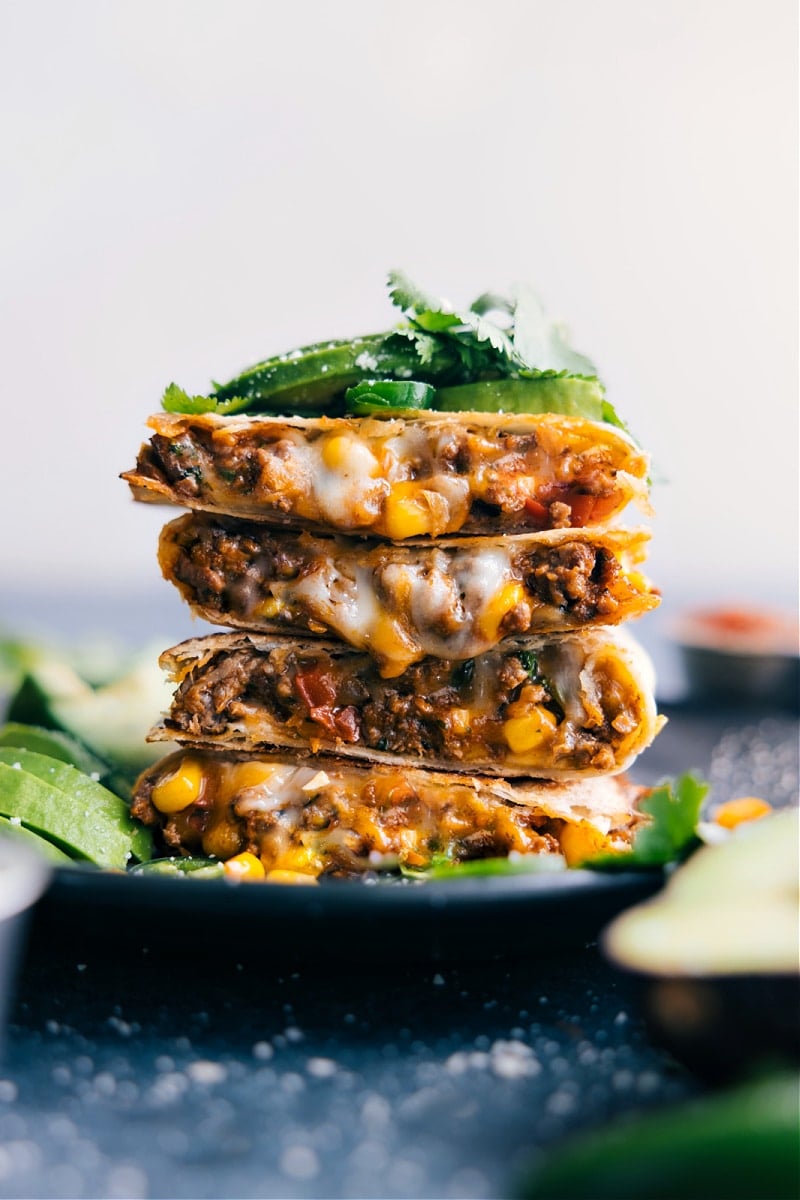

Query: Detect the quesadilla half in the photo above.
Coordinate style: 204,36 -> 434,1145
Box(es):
152,628 -> 662,779
159,515 -> 658,678
123,410 -> 650,538
131,749 -> 647,877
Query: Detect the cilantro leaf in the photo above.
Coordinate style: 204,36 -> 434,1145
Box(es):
400,854 -> 566,881
386,270 -> 445,320
387,269 -> 515,363
388,271 -> 600,380
469,292 -> 515,319
587,774 -> 708,871
512,284 -> 599,377
162,382 -> 252,416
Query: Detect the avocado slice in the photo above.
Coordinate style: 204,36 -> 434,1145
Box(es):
0,750 -> 152,867
604,809 -> 798,976
436,375 -> 607,417
522,1072 -> 800,1200
0,815 -> 71,864
6,649 -> 174,771
603,810 -> 799,1080
0,722 -> 108,779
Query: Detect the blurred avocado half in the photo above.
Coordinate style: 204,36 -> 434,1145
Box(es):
603,809 -> 799,1081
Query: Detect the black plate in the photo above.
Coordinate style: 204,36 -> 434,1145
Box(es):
33,865 -> 663,964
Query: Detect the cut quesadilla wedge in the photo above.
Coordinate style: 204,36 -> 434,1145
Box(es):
152,629 -> 663,779
159,515 -> 658,677
123,410 -> 650,538
131,749 -> 647,877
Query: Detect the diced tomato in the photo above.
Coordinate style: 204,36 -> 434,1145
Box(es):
295,668 -> 336,709
535,484 -> 619,527
524,497 -> 549,526
308,705 -> 339,735
583,492 -> 619,524
566,492 -> 596,526
307,703 -> 360,743
333,706 -> 361,743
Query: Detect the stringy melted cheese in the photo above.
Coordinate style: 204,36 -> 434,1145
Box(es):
289,544 -> 516,675
141,752 -> 642,877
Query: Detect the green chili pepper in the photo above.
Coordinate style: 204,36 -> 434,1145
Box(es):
130,857 -> 224,879
344,379 -> 436,415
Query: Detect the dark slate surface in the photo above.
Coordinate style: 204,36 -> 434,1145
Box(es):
1,705 -> 796,1199
1,587 -> 797,1199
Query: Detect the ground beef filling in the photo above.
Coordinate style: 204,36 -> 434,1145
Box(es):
164,646 -> 625,770
137,420 -> 629,535
130,763 -> 564,877
164,517 -> 633,635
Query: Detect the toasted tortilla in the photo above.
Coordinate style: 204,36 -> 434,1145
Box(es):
131,747 -> 648,876
151,628 -> 663,780
123,410 -> 650,538
159,514 -> 659,677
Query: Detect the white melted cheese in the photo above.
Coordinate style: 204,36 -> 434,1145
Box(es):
289,543 -> 516,675
310,438 -> 387,528
291,564 -> 379,654
455,546 -> 513,620
233,765 -> 328,815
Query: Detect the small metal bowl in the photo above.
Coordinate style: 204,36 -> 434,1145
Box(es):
673,606 -> 799,710
0,837 -> 52,1056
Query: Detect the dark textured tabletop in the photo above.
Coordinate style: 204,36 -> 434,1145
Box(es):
1,590 -> 798,1199
1,702 -> 796,1200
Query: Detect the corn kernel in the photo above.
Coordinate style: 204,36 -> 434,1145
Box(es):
503,706 -> 558,755
223,852 -> 266,882
202,819 -> 243,860
254,595 -> 283,619
151,756 -> 204,813
559,821 -> 609,867
403,849 -> 428,868
321,434 -> 355,470
272,844 -> 316,873
449,707 -> 471,736
383,482 -> 432,540
265,869 -> 319,885
230,762 -> 278,791
478,581 -> 526,642
714,796 -> 772,829
368,614 -> 418,677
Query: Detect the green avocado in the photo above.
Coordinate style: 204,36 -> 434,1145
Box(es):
522,1073 -> 800,1200
0,722 -> 108,778
0,815 -> 71,864
603,809 -> 799,1081
0,749 -> 151,867
436,376 -> 607,418
7,651 -> 174,772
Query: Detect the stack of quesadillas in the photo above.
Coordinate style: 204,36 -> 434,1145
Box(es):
123,279 -> 663,880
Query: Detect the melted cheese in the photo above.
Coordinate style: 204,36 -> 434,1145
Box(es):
284,543 -> 516,675
142,751 -> 641,878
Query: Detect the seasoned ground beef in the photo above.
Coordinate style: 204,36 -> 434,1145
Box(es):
125,410 -> 649,538
157,514 -> 658,679
159,633 -> 647,776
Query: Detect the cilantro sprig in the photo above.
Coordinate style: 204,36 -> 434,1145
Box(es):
388,269 -> 598,380
585,774 -> 708,871
160,271 -> 631,432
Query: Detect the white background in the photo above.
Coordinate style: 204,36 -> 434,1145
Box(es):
1,0 -> 797,619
